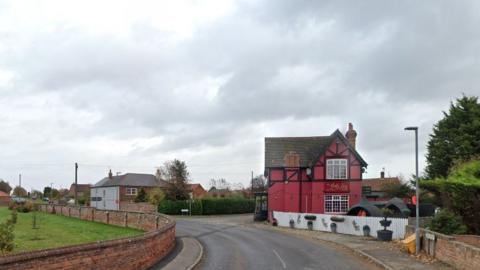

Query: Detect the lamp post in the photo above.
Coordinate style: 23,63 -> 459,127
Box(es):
405,126 -> 419,255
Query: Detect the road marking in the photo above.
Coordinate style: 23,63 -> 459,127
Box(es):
273,249 -> 286,269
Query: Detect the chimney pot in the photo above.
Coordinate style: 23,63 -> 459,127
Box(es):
345,122 -> 357,149
108,169 -> 113,179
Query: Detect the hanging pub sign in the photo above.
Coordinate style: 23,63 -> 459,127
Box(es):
324,182 -> 349,193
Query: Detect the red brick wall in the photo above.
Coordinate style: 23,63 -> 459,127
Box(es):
119,186 -> 155,202
453,235 -> 480,247
0,204 -> 176,270
406,226 -> 480,270
120,202 -> 156,213
0,196 -> 11,204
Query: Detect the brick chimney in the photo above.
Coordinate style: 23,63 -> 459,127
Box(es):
345,123 -> 357,149
284,151 -> 300,167
380,171 -> 385,179
108,169 -> 113,179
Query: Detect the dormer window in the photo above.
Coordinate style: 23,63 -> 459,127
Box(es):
326,159 -> 347,179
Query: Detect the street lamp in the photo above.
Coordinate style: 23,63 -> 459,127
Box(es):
405,126 -> 419,255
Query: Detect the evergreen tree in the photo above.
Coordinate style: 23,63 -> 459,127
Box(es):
426,95 -> 480,178
134,188 -> 148,203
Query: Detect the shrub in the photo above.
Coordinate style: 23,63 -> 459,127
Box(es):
9,200 -> 34,213
0,211 -> 17,254
158,200 -> 202,215
148,188 -> 166,206
421,159 -> 480,234
429,209 -> 468,235
157,198 -> 254,215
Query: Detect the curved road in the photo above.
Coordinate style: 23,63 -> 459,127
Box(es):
176,215 -> 375,270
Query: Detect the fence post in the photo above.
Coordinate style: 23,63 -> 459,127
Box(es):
124,212 -> 128,227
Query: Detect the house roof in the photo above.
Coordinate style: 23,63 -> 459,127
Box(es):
264,129 -> 367,168
362,177 -> 401,192
0,191 -> 10,197
69,184 -> 91,192
93,173 -> 170,188
187,183 -> 205,191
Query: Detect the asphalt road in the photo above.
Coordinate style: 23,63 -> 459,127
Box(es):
176,216 -> 374,270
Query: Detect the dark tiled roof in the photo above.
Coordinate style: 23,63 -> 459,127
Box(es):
264,129 -> 367,168
93,173 -> 170,188
362,177 -> 401,192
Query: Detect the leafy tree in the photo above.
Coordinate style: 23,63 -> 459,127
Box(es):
0,180 -> 12,194
421,159 -> 480,234
161,159 -> 190,200
12,186 -> 27,197
78,189 -> 90,205
209,178 -> 230,191
148,188 -> 166,206
134,188 -> 148,203
252,175 -> 268,193
51,189 -> 60,200
426,95 -> 480,179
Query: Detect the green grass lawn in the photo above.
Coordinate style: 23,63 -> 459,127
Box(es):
0,207 -> 143,253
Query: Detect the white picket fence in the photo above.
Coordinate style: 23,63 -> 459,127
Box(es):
273,211 -> 409,240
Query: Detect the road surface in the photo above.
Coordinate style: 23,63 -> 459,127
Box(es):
176,215 -> 376,270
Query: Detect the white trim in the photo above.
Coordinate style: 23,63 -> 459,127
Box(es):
326,159 -> 348,179
126,187 -> 138,196
324,194 -> 349,214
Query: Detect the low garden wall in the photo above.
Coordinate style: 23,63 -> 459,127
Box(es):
0,204 -> 176,270
406,225 -> 480,269
273,211 -> 409,240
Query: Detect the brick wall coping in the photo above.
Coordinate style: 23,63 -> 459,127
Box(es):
0,222 -> 174,265
406,225 -> 480,251
0,204 -> 176,270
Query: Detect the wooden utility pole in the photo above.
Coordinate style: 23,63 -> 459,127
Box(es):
75,163 -> 78,206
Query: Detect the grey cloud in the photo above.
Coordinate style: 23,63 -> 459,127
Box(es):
0,1 -> 479,189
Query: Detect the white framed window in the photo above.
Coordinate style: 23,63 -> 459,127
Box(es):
324,195 -> 349,213
126,187 -> 138,196
326,159 -> 348,179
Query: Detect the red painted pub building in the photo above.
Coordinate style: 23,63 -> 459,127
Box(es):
264,123 -> 368,220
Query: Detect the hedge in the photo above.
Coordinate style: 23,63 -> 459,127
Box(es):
158,200 -> 202,215
158,198 -> 254,215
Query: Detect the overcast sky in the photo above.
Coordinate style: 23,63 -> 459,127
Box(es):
0,0 -> 479,192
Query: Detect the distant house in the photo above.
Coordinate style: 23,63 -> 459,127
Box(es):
208,187 -> 232,198
0,191 -> 11,206
68,183 -> 91,198
90,170 -> 169,211
187,183 -> 207,199
362,172 -> 402,201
